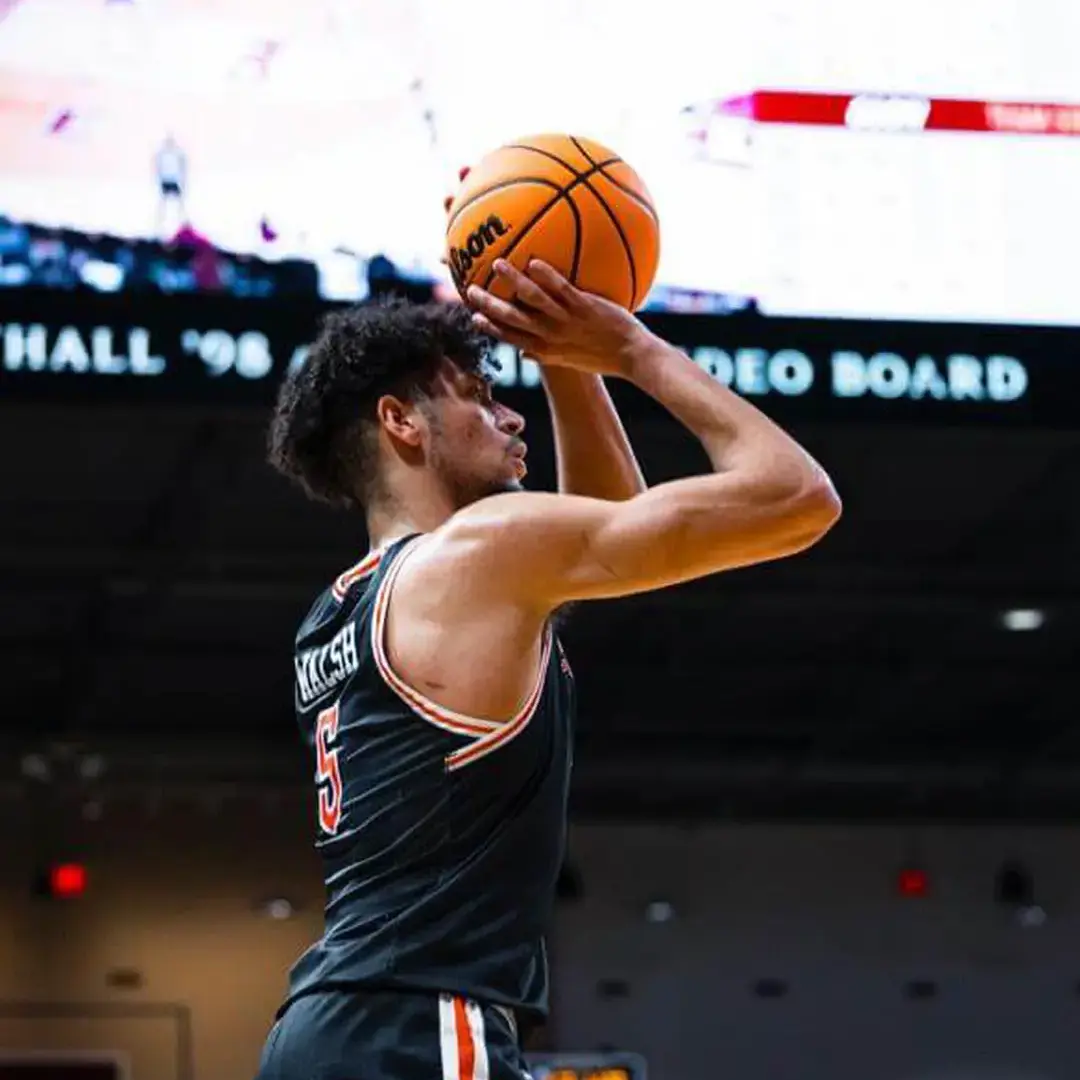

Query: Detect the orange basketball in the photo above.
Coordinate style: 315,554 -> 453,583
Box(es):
445,134 -> 660,312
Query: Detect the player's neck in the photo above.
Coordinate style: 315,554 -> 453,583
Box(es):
366,519 -> 425,553
365,461 -> 468,549
365,493 -> 454,551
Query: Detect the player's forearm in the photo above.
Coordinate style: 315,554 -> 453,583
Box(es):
624,330 -> 830,494
542,367 -> 645,501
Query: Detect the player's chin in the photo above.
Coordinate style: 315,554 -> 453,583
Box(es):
489,472 -> 525,496
495,456 -> 527,491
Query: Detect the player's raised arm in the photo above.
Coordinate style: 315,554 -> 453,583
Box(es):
490,255 -> 646,502
449,261 -> 840,604
443,165 -> 645,503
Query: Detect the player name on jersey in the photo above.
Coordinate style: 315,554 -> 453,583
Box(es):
295,622 -> 360,707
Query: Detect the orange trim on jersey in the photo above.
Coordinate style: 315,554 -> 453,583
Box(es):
330,548 -> 384,603
370,536 -> 551,764
445,629 -> 551,771
371,538 -> 500,738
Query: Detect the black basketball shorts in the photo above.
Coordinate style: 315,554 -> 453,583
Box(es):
256,988 -> 533,1080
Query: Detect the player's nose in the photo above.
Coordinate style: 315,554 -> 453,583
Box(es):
499,405 -> 525,437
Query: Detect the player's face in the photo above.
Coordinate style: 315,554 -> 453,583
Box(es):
427,361 -> 527,507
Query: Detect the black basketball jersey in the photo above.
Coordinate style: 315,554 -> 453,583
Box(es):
279,534 -> 575,1022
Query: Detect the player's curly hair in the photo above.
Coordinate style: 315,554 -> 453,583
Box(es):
267,297 -> 495,508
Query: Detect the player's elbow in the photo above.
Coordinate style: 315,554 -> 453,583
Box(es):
674,468 -> 842,569
796,471 -> 842,530
769,472 -> 842,552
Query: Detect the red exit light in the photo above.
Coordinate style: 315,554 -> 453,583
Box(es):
897,867 -> 929,898
50,863 -> 88,899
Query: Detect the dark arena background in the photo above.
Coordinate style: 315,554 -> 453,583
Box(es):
2,2 -> 1080,1079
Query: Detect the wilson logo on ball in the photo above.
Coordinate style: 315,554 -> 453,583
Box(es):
448,214 -> 511,289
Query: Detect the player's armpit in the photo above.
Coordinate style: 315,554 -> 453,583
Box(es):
435,472 -> 840,607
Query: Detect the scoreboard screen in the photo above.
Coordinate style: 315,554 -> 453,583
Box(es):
5,287 -> 1080,430
0,0 -> 1076,326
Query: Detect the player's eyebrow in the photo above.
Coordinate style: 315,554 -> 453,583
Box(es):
463,368 -> 495,394
470,374 -> 495,401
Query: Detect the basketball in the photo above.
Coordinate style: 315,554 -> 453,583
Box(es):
445,134 -> 660,312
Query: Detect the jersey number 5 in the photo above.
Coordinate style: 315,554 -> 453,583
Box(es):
315,702 -> 343,835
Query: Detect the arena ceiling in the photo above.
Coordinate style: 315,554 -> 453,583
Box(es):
2,401 -> 1078,819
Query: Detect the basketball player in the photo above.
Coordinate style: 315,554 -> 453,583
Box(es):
153,134 -> 187,238
257,260 -> 840,1080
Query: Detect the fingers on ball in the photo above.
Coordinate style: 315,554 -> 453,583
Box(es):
493,260 -> 542,302
467,286 -> 520,324
513,273 -> 568,319
494,296 -> 539,333
471,312 -> 537,352
528,259 -> 569,290
527,260 -> 582,308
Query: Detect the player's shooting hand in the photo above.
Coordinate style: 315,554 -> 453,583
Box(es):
443,168 -> 649,376
466,260 -> 649,378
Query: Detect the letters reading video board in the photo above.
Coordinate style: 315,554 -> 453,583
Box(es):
0,292 -> 1071,426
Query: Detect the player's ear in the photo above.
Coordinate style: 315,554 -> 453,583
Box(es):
375,394 -> 426,447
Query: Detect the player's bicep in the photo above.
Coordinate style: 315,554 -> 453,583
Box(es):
595,481 -> 840,597
536,480 -> 823,601
445,480 -> 833,606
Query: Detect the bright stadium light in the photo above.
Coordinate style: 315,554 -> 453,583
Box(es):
645,900 -> 675,924
999,608 -> 1045,632
259,898 -> 296,921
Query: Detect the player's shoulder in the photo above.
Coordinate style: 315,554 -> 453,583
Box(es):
415,491 -> 570,574
294,547 -> 387,648
401,491 -> 606,608
434,490 -> 599,550
445,490 -> 565,528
